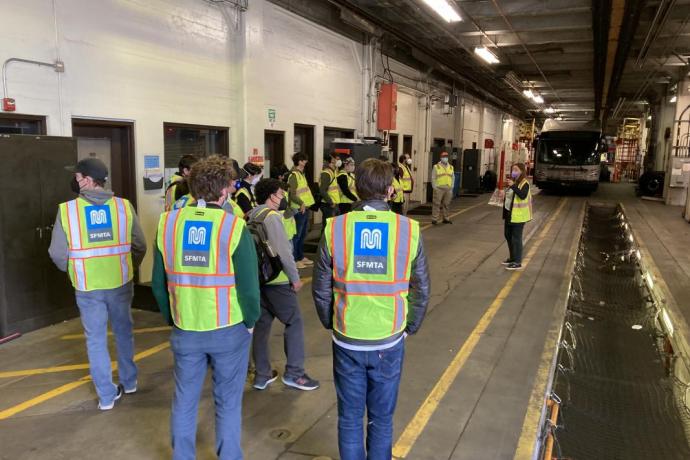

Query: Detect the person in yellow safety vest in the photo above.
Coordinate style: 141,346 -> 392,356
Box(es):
502,163 -> 532,271
337,157 -> 358,215
234,162 -> 262,215
151,155 -> 260,459
164,154 -> 199,211
172,167 -> 246,220
272,164 -> 299,244
390,164 -> 405,215
312,158 -> 430,460
399,153 -> 414,215
320,154 -> 341,225
48,158 -> 147,410
431,150 -> 455,225
247,178 -> 320,391
287,153 -> 316,269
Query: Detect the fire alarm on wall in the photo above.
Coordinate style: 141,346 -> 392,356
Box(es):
2,98 -> 16,112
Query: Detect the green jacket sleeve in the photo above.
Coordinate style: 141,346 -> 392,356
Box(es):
151,242 -> 173,326
233,227 -> 261,328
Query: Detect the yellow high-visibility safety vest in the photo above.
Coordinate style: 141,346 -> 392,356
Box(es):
157,206 -> 244,331
165,173 -> 184,211
289,170 -> 315,209
338,170 -> 358,204
325,210 -> 420,340
59,197 -> 133,291
235,187 -> 256,209
392,177 -> 404,203
401,164 -> 413,192
434,163 -> 454,188
323,168 -> 340,205
174,194 -> 245,219
510,179 -> 533,224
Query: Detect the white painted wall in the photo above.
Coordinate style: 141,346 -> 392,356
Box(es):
1,0 -> 520,281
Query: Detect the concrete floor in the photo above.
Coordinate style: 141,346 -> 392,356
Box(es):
1,183 -> 688,460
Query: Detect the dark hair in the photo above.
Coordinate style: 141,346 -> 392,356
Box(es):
229,158 -> 247,180
254,178 -> 283,204
178,154 -> 199,174
292,153 -> 307,165
513,162 -> 527,184
355,158 -> 393,200
189,155 -> 236,202
243,162 -> 262,176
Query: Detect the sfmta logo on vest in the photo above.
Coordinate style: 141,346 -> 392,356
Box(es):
84,205 -> 113,242
182,221 -> 213,267
353,221 -> 388,274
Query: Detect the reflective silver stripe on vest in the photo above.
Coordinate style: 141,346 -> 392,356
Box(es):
66,200 -> 82,249
114,198 -> 130,284
74,259 -> 87,291
68,244 -> 131,259
335,293 -> 346,333
167,273 -> 236,287
395,215 -> 412,280
513,201 -> 530,208
216,214 -> 238,273
163,209 -> 180,270
332,214 -> 348,280
392,295 -> 405,333
217,287 -> 230,327
333,280 -> 409,295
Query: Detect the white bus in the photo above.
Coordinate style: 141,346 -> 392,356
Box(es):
534,119 -> 605,193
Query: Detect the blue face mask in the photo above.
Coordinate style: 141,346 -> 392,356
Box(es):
511,171 -> 520,179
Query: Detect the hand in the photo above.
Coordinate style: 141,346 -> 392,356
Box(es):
292,280 -> 304,292
247,327 -> 254,334
300,204 -> 306,214
506,178 -> 514,187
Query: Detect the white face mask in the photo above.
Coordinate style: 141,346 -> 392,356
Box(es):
251,175 -> 261,186
335,159 -> 343,168
406,158 -> 413,165
441,157 -> 449,164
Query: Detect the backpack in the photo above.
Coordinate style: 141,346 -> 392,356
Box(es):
247,209 -> 284,285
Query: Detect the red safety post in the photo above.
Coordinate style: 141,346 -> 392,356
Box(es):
498,149 -> 506,190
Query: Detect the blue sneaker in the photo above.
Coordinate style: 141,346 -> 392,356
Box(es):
282,374 -> 319,391
253,370 -> 279,390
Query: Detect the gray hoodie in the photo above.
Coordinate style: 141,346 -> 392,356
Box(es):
48,189 -> 148,272
247,204 -> 300,285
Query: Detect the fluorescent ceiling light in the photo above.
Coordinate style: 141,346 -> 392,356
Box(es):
533,94 -> 544,104
474,46 -> 499,64
522,89 -> 534,99
556,115 -> 563,120
544,107 -> 555,114
670,95 -> 677,103
420,0 -> 462,23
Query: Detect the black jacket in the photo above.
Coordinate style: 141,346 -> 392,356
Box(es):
337,173 -> 358,202
234,181 -> 255,215
312,200 -> 431,347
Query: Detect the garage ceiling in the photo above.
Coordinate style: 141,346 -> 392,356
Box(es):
270,0 -> 690,129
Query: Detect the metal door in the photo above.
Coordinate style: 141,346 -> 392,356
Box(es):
77,137 -> 112,190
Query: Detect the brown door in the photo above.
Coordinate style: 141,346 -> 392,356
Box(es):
72,119 -> 137,208
294,124 -> 315,182
264,130 -> 285,174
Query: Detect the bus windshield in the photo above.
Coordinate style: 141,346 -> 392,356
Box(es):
538,133 -> 601,166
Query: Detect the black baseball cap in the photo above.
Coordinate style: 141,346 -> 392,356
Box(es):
66,158 -> 109,182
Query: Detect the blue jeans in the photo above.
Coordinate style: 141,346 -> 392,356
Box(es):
292,209 -> 310,261
333,340 -> 405,460
170,324 -> 251,460
75,282 -> 137,406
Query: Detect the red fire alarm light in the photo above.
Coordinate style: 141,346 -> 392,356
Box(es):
2,98 -> 16,112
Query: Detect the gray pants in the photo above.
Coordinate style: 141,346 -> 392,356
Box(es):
432,187 -> 452,221
252,283 -> 305,380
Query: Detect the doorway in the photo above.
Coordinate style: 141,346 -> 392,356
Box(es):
265,130 -> 285,175
389,133 -> 399,162
294,124 -> 315,182
403,135 -> 413,161
72,119 -> 137,208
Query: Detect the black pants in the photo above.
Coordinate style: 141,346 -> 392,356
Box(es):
504,221 -> 525,264
338,203 -> 352,214
320,205 -> 337,234
390,202 -> 403,215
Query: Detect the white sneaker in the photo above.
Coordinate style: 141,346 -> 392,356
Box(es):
300,258 -> 314,266
296,260 -> 307,269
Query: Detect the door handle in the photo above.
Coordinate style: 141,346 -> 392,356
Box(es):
35,226 -> 43,239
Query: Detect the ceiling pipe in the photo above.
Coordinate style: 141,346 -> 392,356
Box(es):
635,0 -> 676,68
600,0 -> 626,121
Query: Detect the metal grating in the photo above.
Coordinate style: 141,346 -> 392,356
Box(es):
550,204 -> 690,459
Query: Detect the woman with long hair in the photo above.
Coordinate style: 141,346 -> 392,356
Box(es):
502,163 -> 532,271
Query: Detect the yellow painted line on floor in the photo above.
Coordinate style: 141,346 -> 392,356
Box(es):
392,198 -> 568,459
513,202 -> 584,459
419,201 -> 487,231
0,341 -> 170,420
0,363 -> 91,379
60,326 -> 172,340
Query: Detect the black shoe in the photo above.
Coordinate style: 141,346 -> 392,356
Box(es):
431,220 -> 439,226
501,259 -> 513,266
505,263 -> 523,271
443,219 -> 452,224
